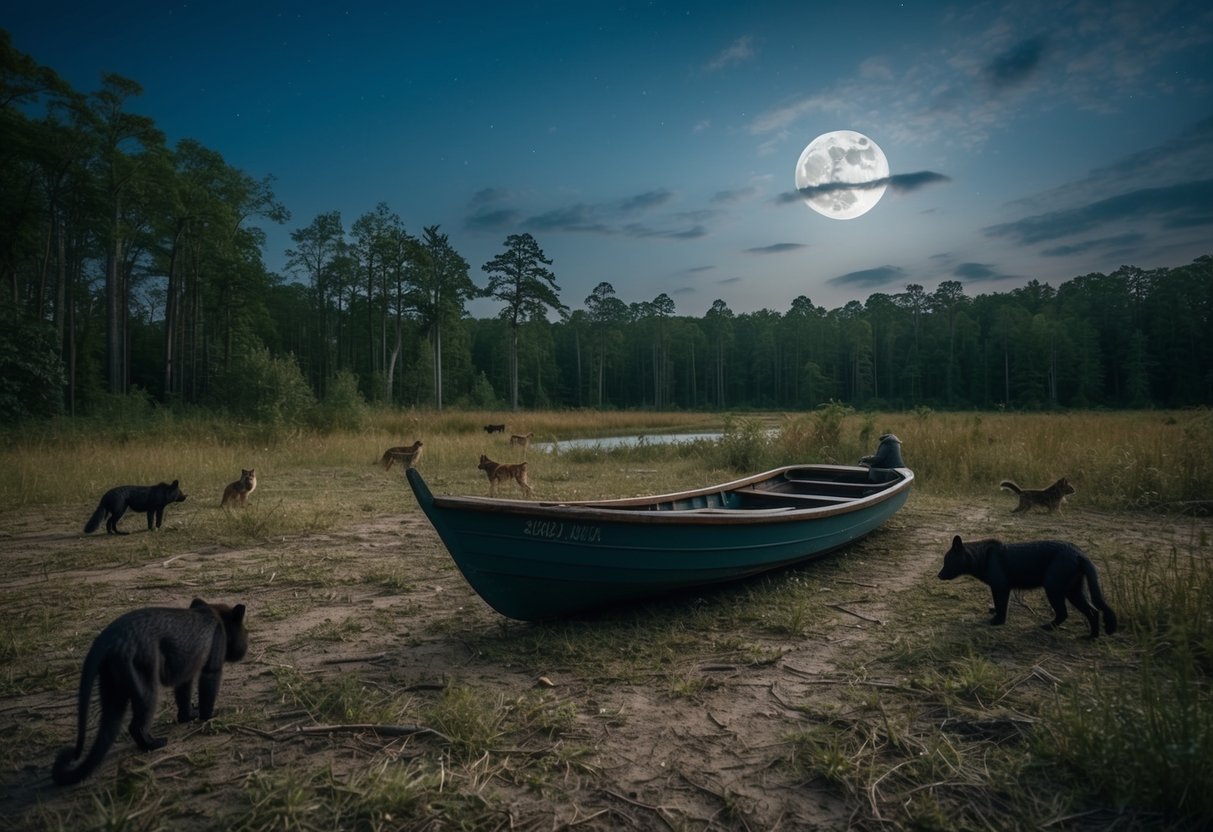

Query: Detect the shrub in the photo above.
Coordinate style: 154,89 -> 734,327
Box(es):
310,370 -> 368,433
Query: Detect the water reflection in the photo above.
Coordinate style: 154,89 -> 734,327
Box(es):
536,432 -> 723,453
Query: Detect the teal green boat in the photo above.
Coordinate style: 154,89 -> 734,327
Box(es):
406,463 -> 913,621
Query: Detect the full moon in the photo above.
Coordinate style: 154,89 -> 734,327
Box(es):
795,130 -> 889,220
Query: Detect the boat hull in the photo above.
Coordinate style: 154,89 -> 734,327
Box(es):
407,465 -> 911,621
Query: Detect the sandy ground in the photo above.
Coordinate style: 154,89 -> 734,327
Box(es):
1,485 -> 1206,830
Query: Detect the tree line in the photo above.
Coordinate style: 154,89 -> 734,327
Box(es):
3,32 -> 1212,423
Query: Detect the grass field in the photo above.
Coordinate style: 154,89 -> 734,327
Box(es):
0,408 -> 1210,830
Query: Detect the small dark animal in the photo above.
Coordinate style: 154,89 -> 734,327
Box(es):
483,424 -> 506,434
52,598 -> 248,785
1000,477 -> 1074,513
379,440 -> 423,471
220,468 -> 257,507
938,535 -> 1117,638
84,480 -> 188,535
478,454 -> 533,497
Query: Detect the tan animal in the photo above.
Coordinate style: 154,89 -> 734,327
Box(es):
379,441 -> 423,471
220,469 -> 257,507
1000,478 -> 1074,514
509,431 -> 533,447
478,454 -> 533,497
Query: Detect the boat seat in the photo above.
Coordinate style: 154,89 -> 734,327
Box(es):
742,490 -> 854,506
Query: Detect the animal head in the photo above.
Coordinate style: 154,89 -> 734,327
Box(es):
242,469 -> 256,481
1055,477 -> 1075,495
938,535 -> 990,580
478,454 -> 493,470
164,480 -> 187,503
190,598 -> 248,661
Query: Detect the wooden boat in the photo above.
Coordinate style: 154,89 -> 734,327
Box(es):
406,463 -> 913,621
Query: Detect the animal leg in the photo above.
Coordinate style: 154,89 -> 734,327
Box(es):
127,675 -> 166,751
107,506 -> 128,535
174,682 -> 198,722
988,589 -> 1010,625
148,510 -> 157,530
196,669 -> 222,720
1066,585 -> 1099,638
1041,584 -> 1070,630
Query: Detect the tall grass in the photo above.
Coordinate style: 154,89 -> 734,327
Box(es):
1,407 -> 1207,510
1041,545 -> 1213,822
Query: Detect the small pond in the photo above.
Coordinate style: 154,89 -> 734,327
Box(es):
535,432 -> 724,453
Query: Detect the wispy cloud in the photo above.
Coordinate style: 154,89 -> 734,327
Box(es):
776,171 -> 951,204
744,243 -> 806,255
1040,233 -> 1146,258
468,187 -> 701,237
827,265 -> 907,288
985,180 -> 1213,245
952,262 -> 1013,282
704,36 -> 755,72
983,36 -> 1048,91
710,186 -> 758,205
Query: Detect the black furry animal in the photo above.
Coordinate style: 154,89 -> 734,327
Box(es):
483,423 -> 506,434
84,480 -> 187,534
52,598 -> 248,785
937,535 -> 1117,638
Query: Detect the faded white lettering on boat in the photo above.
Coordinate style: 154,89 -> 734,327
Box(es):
522,520 -> 603,543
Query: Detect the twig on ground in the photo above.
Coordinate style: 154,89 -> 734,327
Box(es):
828,603 -> 884,624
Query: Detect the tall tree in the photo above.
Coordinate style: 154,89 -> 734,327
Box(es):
584,282 -> 628,406
411,225 -> 476,409
81,74 -> 164,393
481,232 -> 565,410
286,210 -> 345,390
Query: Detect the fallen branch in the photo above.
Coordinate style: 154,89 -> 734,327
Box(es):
284,722 -> 451,743
828,603 -> 884,625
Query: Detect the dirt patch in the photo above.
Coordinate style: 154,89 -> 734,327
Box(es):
0,491 -> 1205,829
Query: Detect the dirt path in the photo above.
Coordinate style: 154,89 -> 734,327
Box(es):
2,492 -> 1204,830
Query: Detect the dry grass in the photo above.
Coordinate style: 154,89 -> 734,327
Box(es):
0,408 -> 1210,830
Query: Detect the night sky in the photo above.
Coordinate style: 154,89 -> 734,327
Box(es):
8,1 -> 1213,316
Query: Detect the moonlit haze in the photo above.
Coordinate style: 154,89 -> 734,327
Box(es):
8,0 -> 1212,315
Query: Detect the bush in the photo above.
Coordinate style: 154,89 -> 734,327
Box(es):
310,370 -> 368,433
214,346 -> 315,428
0,308 -> 65,422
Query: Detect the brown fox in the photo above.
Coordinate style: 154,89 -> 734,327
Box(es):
379,440 -> 423,471
478,454 -> 533,497
509,431 -> 533,447
1000,477 -> 1074,514
220,469 -> 257,507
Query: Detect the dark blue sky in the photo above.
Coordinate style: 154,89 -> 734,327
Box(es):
8,1 -> 1213,315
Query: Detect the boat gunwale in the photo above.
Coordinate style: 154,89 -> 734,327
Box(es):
420,464 -> 913,525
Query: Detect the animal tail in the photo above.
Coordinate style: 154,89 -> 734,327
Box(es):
51,650 -> 117,785
1080,559 -> 1118,635
999,480 -> 1022,494
83,501 -> 106,534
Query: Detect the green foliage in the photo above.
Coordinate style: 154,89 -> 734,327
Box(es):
214,345 -> 316,427
0,308 -> 65,422
309,369 -> 367,433
718,414 -> 773,470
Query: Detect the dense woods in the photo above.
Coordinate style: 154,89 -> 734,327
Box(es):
4,33 -> 1212,423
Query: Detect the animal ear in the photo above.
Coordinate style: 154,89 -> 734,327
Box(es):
172,479 -> 179,487
231,604 -> 246,626
190,597 -> 208,610
952,535 -> 962,547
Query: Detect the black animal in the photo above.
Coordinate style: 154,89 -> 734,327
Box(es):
52,598 -> 248,785
84,480 -> 187,534
938,536 -> 1117,638
483,423 -> 506,434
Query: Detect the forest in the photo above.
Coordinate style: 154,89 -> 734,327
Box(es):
4,31 -> 1212,425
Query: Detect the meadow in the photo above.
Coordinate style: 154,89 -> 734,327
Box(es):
0,407 -> 1210,830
